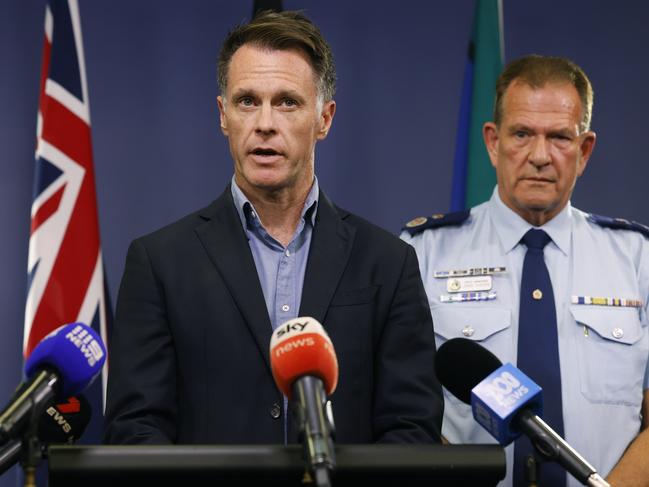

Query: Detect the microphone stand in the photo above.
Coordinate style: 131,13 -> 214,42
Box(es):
293,376 -> 336,487
20,397 -> 46,487
518,410 -> 610,487
524,452 -> 539,487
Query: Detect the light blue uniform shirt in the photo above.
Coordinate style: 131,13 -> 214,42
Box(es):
402,187 -> 649,487
230,177 -> 318,331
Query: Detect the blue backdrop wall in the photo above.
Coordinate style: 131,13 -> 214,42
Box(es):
1,1 -> 648,483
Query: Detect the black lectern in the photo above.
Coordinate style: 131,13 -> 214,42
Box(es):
48,444 -> 505,486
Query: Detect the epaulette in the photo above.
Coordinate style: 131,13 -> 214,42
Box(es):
587,213 -> 649,239
401,210 -> 470,236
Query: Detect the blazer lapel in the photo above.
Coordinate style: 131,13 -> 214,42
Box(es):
299,191 -> 356,324
194,188 -> 273,369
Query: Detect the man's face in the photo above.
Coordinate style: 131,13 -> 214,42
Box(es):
217,44 -> 335,198
483,80 -> 596,226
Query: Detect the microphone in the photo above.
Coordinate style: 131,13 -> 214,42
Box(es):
270,317 -> 338,487
38,394 -> 91,444
0,394 -> 91,476
435,338 -> 610,487
0,323 -> 105,444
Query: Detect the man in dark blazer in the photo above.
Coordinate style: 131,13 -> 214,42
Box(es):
104,10 -> 443,446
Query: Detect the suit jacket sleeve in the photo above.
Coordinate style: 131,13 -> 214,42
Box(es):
372,243 -> 444,443
103,238 -> 177,444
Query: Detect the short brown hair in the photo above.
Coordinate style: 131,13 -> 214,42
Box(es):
494,55 -> 594,132
217,10 -> 336,102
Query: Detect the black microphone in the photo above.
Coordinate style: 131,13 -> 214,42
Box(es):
269,317 -> 338,487
38,394 -> 91,444
0,323 -> 105,444
0,394 -> 91,476
435,338 -> 610,487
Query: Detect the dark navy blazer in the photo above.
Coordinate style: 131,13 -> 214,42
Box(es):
104,187 -> 443,445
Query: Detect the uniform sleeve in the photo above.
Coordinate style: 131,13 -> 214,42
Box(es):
640,238 -> 649,391
103,238 -> 177,444
372,244 -> 443,443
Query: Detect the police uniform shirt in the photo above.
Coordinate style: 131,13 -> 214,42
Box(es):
401,187 -> 649,487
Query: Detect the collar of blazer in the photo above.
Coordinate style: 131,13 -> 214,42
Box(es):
194,186 -> 356,371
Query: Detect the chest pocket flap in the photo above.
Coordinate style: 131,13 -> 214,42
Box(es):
570,306 -> 644,345
432,305 -> 511,341
569,305 -> 647,406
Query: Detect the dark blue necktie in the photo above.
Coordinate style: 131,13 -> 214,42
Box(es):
514,229 -> 565,487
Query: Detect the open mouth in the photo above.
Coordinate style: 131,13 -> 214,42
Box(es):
251,148 -> 280,157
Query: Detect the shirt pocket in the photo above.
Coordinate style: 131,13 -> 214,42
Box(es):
570,306 -> 648,406
432,305 -> 512,404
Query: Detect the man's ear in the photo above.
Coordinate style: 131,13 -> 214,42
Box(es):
483,122 -> 500,169
577,131 -> 596,177
217,96 -> 228,136
316,100 -> 336,140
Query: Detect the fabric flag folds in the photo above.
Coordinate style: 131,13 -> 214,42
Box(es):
450,0 -> 504,211
24,0 -> 110,440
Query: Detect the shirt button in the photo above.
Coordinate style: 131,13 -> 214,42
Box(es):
285,249 -> 291,257
462,326 -> 474,337
281,304 -> 290,312
612,328 -> 624,339
269,403 -> 281,419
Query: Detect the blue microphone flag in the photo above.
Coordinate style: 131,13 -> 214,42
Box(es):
471,363 -> 542,445
24,322 -> 106,399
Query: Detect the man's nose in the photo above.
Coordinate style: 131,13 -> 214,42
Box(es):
529,136 -> 551,167
255,103 -> 276,135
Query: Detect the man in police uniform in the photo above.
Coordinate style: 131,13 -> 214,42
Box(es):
402,55 -> 649,486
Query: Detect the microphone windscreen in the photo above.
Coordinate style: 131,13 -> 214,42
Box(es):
270,317 -> 338,399
435,337 -> 502,404
24,323 -> 106,398
38,394 -> 91,444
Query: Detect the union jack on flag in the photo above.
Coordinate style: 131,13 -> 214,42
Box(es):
25,0 -> 110,408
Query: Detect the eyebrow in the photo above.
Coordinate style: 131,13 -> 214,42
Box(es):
230,88 -> 306,102
507,123 -> 576,135
230,88 -> 256,100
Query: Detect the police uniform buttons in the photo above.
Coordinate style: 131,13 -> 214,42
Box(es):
270,403 -> 282,419
462,326 -> 475,337
612,328 -> 624,339
532,289 -> 543,300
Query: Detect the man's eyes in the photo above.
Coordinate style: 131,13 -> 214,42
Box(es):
281,98 -> 299,107
238,96 -> 255,107
235,97 -> 298,107
551,134 -> 571,141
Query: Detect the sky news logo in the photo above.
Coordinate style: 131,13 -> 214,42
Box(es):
274,320 -> 310,339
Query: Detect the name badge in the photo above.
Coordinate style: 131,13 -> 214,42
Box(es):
447,276 -> 493,293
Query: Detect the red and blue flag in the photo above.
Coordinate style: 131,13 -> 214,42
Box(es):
25,0 -> 110,441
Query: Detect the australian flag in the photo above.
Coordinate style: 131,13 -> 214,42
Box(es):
24,0 -> 110,443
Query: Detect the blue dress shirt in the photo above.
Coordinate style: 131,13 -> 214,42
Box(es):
231,177 -> 318,331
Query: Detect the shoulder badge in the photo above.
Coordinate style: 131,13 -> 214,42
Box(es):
587,213 -> 649,239
402,210 -> 470,236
